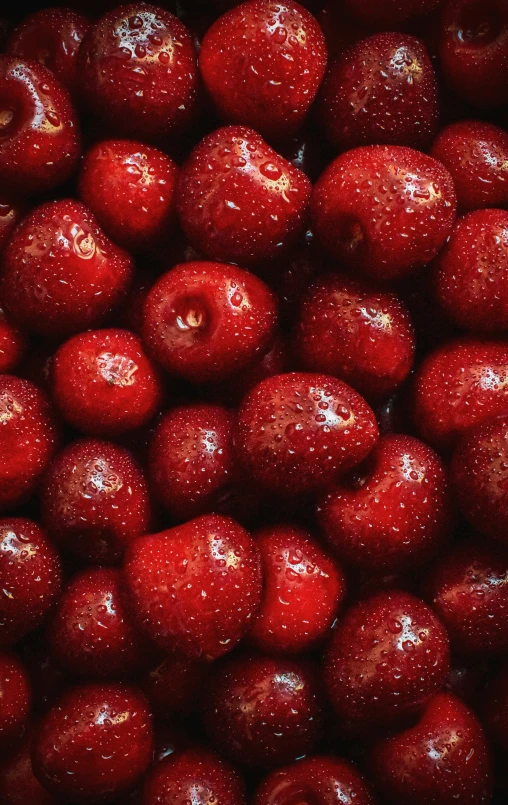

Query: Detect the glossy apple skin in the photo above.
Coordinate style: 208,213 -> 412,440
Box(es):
0,376 -> 59,513
40,438 -> 152,565
318,33 -> 438,152
236,372 -> 379,497
32,682 -> 154,803
0,56 -> 80,194
142,748 -> 246,805
435,209 -> 508,333
248,524 -> 346,654
2,200 -> 134,338
199,0 -> 327,141
123,514 -> 262,661
48,567 -> 148,678
7,8 -> 90,96
318,434 -> 452,576
438,0 -> 508,107
0,651 -> 31,745
79,139 -> 178,253
0,305 -> 26,375
0,198 -> 24,254
142,654 -> 207,720
0,518 -> 62,647
344,0 -> 442,28
431,120 -> 508,211
412,339 -> 508,450
369,693 -> 493,805
52,329 -> 163,437
78,3 -> 198,142
142,261 -> 277,384
149,403 -> 236,522
484,663 -> 508,752
213,334 -> 289,405
294,274 -> 415,400
204,654 -> 324,769
176,127 -> 311,268
324,590 -> 450,734
0,725 -> 57,805
253,755 -> 376,805
451,414 -> 508,545
311,145 -> 456,282
427,540 -> 508,656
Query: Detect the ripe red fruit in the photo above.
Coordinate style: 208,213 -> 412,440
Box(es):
0,198 -> 23,253
295,274 -> 415,400
318,434 -> 452,576
48,567 -> 148,678
52,329 -> 163,436
7,8 -> 90,96
451,414 -> 508,545
412,339 -> 508,450
32,682 -> 154,803
431,120 -> 508,211
176,127 -> 311,268
248,524 -> 346,654
204,654 -> 324,768
0,305 -> 26,375
142,261 -> 277,384
199,0 -> 327,141
318,33 -> 438,152
0,518 -> 62,647
2,200 -> 134,338
369,693 -> 493,804
123,514 -> 262,660
149,403 -> 236,521
0,376 -> 59,513
344,0 -> 442,29
78,140 -> 178,253
0,725 -> 56,805
434,209 -> 508,333
438,0 -> 508,107
78,3 -> 198,142
143,749 -> 246,805
253,755 -> 376,805
40,438 -> 152,564
427,540 -> 508,656
142,654 -> 207,718
311,145 -> 456,282
324,590 -> 450,734
0,56 -> 80,194
484,663 -> 508,752
236,372 -> 379,497
0,651 -> 31,745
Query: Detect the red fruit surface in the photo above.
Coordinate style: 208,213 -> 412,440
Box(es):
78,3 -> 198,141
318,33 -> 438,152
149,403 -> 236,521
0,198 -> 23,253
49,567 -> 147,678
323,590 -> 450,733
0,56 -> 80,195
236,372 -> 379,496
435,209 -> 508,333
0,305 -> 26,376
369,693 -> 493,804
295,274 -> 415,400
52,329 -> 163,436
344,0 -> 442,29
438,0 -> 508,107
451,414 -> 508,545
412,339 -> 508,450
215,334 -> 289,404
311,145 -> 456,281
176,127 -> 311,267
199,0 -> 327,141
0,518 -> 62,647
79,139 -> 178,253
431,120 -> 508,211
141,261 -> 277,384
484,663 -> 508,752
204,654 -> 324,768
32,682 -> 154,803
0,376 -> 58,513
248,524 -> 346,654
142,748 -> 246,805
0,651 -> 31,745
142,654 -> 207,719
0,725 -> 56,805
318,434 -> 452,575
7,8 -> 90,96
427,540 -> 508,656
2,200 -> 134,338
254,755 -> 376,805
40,438 -> 151,564
123,514 -> 262,660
